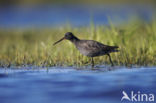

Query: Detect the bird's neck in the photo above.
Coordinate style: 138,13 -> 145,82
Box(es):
70,37 -> 80,44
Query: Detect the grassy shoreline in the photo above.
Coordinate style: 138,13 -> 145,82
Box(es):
0,20 -> 156,67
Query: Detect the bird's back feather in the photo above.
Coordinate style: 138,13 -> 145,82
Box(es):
75,40 -> 119,57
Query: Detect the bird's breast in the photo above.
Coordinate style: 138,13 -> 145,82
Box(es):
76,46 -> 91,56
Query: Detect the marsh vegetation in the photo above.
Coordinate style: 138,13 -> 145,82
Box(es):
0,20 -> 156,67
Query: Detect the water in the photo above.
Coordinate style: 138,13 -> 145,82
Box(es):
0,5 -> 154,28
0,66 -> 156,103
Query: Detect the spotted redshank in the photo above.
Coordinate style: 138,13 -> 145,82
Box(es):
53,32 -> 119,67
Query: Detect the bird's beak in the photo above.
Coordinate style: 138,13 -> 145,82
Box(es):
53,37 -> 65,46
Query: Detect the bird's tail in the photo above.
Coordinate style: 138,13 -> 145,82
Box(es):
111,46 -> 119,52
112,46 -> 119,49
112,49 -> 120,52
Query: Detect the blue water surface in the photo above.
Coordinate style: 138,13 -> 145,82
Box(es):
0,66 -> 156,103
0,4 -> 154,28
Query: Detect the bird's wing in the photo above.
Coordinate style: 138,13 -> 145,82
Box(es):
80,40 -> 104,51
81,40 -> 117,52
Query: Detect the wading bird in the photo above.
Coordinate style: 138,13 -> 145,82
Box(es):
53,32 -> 119,67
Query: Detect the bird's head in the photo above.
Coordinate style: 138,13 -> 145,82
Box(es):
53,32 -> 78,45
64,32 -> 75,40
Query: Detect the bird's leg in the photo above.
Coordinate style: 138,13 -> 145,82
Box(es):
107,54 -> 114,66
91,57 -> 94,68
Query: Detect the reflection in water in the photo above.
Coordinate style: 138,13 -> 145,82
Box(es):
0,67 -> 156,103
0,73 -> 8,78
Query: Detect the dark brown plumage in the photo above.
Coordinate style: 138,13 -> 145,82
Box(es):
53,32 -> 119,67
